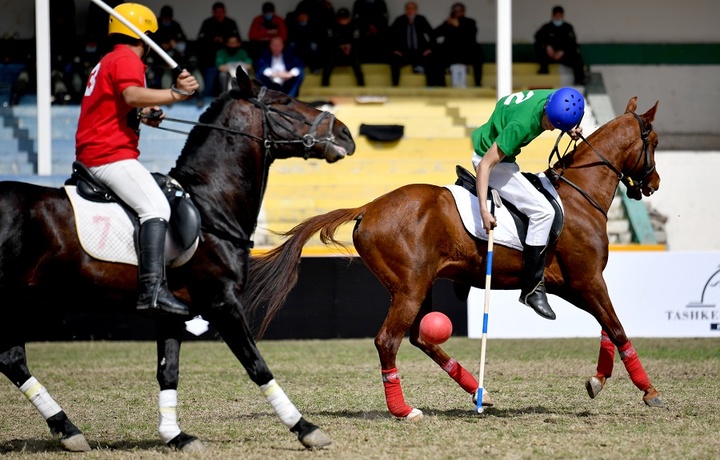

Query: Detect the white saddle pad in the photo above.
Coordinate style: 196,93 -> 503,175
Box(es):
444,172 -> 563,251
64,185 -> 197,266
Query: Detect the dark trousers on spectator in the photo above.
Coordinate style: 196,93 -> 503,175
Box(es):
322,50 -> 365,86
389,50 -> 443,87
535,45 -> 586,84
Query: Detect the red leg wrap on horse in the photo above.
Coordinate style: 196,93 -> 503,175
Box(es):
596,331 -> 615,378
443,358 -> 479,394
618,341 -> 651,391
381,368 -> 413,418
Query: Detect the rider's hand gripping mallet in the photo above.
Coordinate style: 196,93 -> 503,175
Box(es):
475,189 -> 501,414
90,0 -> 183,80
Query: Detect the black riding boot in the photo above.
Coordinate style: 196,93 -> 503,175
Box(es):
519,245 -> 556,320
136,218 -> 190,316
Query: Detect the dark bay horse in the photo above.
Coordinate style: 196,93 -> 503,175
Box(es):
244,97 -> 663,420
0,70 -> 354,451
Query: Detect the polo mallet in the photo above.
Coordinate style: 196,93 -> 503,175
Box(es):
475,188 -> 501,414
90,0 -> 183,79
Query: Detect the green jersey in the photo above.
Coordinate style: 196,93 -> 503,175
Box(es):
471,89 -> 552,163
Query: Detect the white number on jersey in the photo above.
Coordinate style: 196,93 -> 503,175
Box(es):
503,90 -> 535,106
84,63 -> 101,97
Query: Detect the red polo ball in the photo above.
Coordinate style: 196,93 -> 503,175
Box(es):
419,312 -> 453,344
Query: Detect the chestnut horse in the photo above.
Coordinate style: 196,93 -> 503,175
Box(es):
0,70 -> 354,451
244,97 -> 664,420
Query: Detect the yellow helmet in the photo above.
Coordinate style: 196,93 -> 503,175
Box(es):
108,3 -> 158,39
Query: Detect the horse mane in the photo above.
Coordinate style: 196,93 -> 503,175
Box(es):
179,92 -> 235,157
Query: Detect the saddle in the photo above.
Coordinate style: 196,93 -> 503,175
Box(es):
454,165 -> 564,247
65,161 -> 201,252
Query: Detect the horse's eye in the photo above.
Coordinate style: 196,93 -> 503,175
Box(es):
281,98 -> 292,105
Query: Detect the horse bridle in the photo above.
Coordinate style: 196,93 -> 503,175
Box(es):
547,112 -> 656,217
144,86 -> 337,162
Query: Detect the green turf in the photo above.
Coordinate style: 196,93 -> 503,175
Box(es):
0,338 -> 718,459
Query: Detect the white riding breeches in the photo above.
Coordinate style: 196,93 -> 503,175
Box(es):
472,154 -> 554,247
89,159 -> 170,224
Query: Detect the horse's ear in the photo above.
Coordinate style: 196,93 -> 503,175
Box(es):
624,97 -> 638,114
230,69 -> 253,99
641,100 -> 659,124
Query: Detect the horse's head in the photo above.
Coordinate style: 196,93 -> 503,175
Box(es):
621,97 -> 660,200
227,70 -> 355,163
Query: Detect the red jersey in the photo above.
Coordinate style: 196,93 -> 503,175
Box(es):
75,45 -> 147,167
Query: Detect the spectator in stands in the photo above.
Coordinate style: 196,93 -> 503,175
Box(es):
216,34 -> 253,92
286,9 -> 326,74
352,0 -> 389,63
388,1 -> 441,87
248,2 -> 288,63
294,0 -> 336,37
149,5 -> 205,106
197,2 -> 240,98
85,0 -> 122,54
64,38 -> 102,104
534,5 -> 588,85
50,0 -> 77,104
75,3 -> 198,316
471,87 -> 584,320
255,36 -> 305,97
0,37 -> 34,106
322,8 -> 365,87
433,2 -> 483,87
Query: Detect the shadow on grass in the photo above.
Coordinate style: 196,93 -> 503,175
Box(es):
0,438 -> 167,454
306,407 -> 597,420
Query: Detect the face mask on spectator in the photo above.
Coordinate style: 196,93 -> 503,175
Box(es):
552,20 -> 564,26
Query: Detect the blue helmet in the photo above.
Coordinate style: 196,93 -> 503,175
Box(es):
546,87 -> 585,131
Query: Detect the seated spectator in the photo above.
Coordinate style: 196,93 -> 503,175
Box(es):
286,9 -> 326,74
0,38 -> 34,106
433,2 -> 483,87
352,0 -> 389,63
63,38 -> 101,104
216,34 -> 253,92
85,0 -> 122,54
149,5 -> 205,106
388,1 -> 442,87
50,0 -> 78,104
197,2 -> 241,98
255,36 -> 305,97
248,2 -> 288,63
322,8 -> 364,87
534,5 -> 587,85
294,0 -> 336,36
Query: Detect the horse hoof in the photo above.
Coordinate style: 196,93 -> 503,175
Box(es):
168,432 -> 205,452
643,396 -> 666,408
400,408 -> 423,422
299,427 -> 332,449
179,439 -> 206,452
643,387 -> 667,408
585,376 -> 604,399
61,433 -> 91,452
472,390 -> 495,407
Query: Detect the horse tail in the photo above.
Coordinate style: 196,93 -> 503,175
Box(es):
244,206 -> 365,339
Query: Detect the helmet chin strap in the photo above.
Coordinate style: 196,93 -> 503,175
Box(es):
141,39 -> 152,60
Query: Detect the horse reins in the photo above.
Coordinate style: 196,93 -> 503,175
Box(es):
547,112 -> 655,218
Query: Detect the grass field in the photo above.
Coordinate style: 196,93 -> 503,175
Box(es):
0,338 -> 718,459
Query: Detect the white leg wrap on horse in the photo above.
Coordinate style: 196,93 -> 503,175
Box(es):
19,377 -> 62,419
260,379 -> 302,428
158,389 -> 181,443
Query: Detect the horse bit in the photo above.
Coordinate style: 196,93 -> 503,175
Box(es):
546,112 -> 656,217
